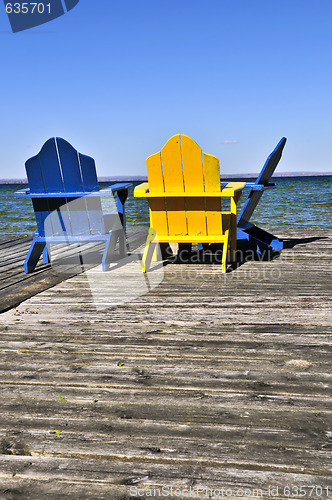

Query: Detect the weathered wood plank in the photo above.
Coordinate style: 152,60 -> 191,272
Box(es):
1,397 -> 330,440
0,434 -> 330,474
0,456 -> 331,499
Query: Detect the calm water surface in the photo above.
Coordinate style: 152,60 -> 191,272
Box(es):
1,176 -> 331,236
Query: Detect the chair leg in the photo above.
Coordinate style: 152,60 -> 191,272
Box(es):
118,229 -> 126,257
102,228 -> 127,271
102,231 -> 118,271
142,229 -> 157,273
24,238 -> 45,273
221,230 -> 230,273
43,245 -> 50,264
152,245 -> 158,262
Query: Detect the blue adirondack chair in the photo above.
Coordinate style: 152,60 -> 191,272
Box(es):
15,138 -> 132,273
235,137 -> 287,251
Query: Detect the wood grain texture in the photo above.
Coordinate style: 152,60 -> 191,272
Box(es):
181,135 -> 206,236
0,229 -> 331,499
146,152 -> 164,194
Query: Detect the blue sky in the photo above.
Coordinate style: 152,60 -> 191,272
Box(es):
0,0 -> 331,178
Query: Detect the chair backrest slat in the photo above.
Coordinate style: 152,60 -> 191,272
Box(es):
146,151 -> 164,193
181,135 -> 206,236
256,137 -> 287,186
203,153 -> 221,192
181,134 -> 204,192
38,139 -> 64,193
25,156 -> 46,194
238,137 -> 287,225
55,139 -> 90,236
203,152 -> 223,235
79,153 -> 99,192
78,152 -> 105,236
161,135 -> 184,193
57,138 -> 84,193
161,136 -> 186,235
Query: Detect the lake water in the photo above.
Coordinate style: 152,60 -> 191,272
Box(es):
1,176 -> 331,236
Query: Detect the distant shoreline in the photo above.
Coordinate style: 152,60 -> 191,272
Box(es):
0,172 -> 331,185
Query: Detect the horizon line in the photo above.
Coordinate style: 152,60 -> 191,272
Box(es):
0,171 -> 331,184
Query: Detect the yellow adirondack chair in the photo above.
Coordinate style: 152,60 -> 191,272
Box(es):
134,134 -> 245,273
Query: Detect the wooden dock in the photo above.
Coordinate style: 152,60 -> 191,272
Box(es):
0,231 -> 148,314
0,229 -> 331,499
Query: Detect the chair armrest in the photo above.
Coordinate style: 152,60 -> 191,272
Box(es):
15,190 -> 92,198
224,182 -> 246,193
221,182 -> 275,191
134,182 -> 150,196
14,188 -> 30,198
247,182 -> 276,191
14,182 -> 132,199
135,182 -> 245,198
100,182 -> 132,194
